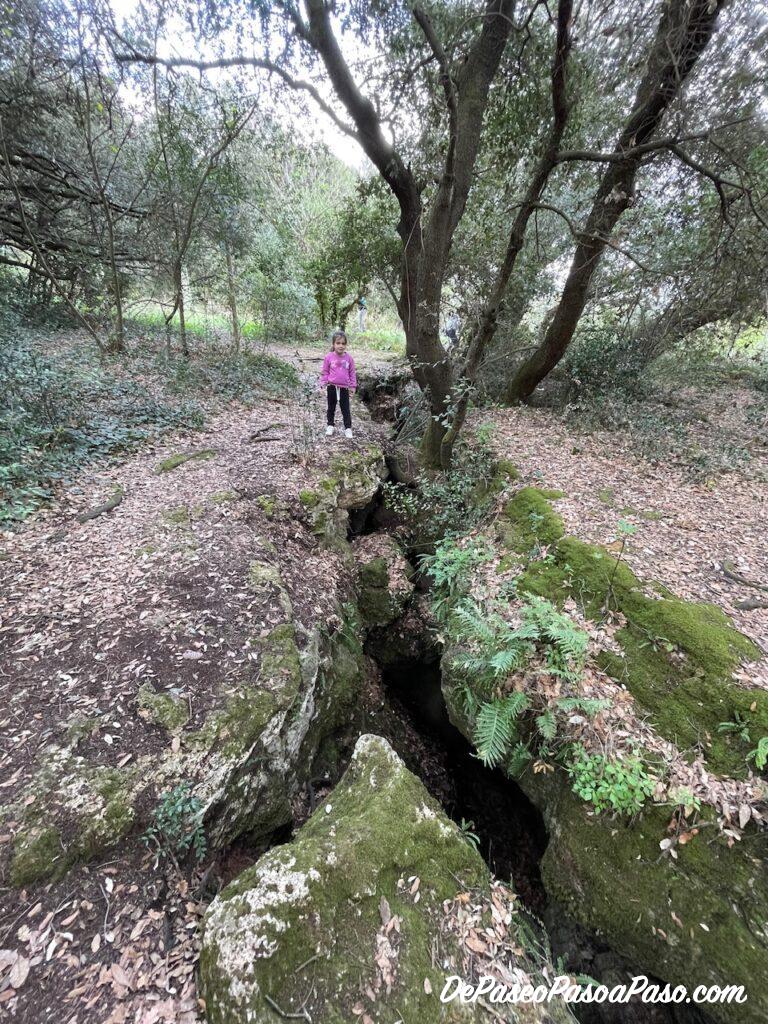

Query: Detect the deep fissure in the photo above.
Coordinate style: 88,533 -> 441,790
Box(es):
379,655 -> 549,912
345,446 -> 714,1023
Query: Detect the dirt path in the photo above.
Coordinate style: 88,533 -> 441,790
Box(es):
0,359 -> 390,1023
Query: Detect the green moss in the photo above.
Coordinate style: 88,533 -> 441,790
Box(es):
161,506 -> 191,525
134,543 -> 158,557
65,714 -> 103,745
255,494 -> 277,517
259,624 -> 302,707
598,487 -> 615,504
299,489 -> 319,508
247,561 -> 293,620
209,490 -> 239,504
214,687 -> 280,758
10,825 -> 64,887
522,771 -> 768,1024
494,458 -> 520,481
9,761 -> 136,887
500,486 -> 565,550
137,683 -> 189,734
154,449 -> 216,474
160,505 -> 203,526
357,556 -> 407,628
516,532 -> 763,775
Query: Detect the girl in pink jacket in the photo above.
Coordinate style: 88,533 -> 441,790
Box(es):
320,330 -> 357,438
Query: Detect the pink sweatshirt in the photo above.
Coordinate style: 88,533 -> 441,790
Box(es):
320,351 -> 357,390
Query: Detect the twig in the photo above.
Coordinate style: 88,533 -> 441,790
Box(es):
263,993 -> 312,1021
722,560 -> 768,594
75,485 -> 124,523
293,953 -> 321,974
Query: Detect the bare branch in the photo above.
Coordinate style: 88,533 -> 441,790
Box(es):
112,38 -> 358,139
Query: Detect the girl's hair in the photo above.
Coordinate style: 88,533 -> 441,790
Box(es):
331,330 -> 348,348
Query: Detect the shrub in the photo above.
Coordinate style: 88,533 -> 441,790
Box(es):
382,436 -> 497,546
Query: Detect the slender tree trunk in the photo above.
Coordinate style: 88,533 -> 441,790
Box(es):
506,0 -> 725,402
173,263 -> 188,356
224,237 -> 240,352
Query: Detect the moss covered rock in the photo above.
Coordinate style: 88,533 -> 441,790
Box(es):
5,578 -> 368,883
137,683 -> 189,734
200,735 -> 575,1024
524,770 -> 768,1024
355,535 -> 414,629
301,446 -> 386,550
505,501 -> 763,776
154,449 -> 216,474
8,752 -> 136,886
439,483 -> 768,1023
247,560 -> 294,621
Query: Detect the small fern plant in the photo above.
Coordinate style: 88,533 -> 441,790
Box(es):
419,537 -> 493,622
451,595 -> 598,767
748,736 -> 768,772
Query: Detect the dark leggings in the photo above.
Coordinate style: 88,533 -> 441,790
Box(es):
326,385 -> 352,428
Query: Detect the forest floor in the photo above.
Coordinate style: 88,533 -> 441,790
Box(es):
1,337 -> 766,1023
478,392 -> 768,659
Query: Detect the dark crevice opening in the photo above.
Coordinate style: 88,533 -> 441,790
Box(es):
378,656 -> 549,914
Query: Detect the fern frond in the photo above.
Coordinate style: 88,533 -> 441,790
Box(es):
507,742 -> 532,777
489,645 -> 529,676
474,695 -> 525,767
536,709 -> 557,741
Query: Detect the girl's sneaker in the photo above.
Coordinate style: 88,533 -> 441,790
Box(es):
325,425 -> 334,436
344,428 -> 353,439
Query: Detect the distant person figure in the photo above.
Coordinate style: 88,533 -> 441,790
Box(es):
357,295 -> 367,332
320,330 -> 357,439
444,311 -> 460,348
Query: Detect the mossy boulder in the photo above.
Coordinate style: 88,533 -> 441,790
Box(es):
509,521 -> 763,777
8,752 -> 136,887
355,535 -> 414,628
302,446 -> 386,550
523,770 -> 768,1024
5,591 -> 368,884
200,734 -> 575,1024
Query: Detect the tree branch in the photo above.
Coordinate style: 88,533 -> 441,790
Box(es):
112,37 -> 358,140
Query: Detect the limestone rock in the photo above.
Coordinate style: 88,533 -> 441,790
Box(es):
200,734 -> 576,1024
354,534 -> 414,628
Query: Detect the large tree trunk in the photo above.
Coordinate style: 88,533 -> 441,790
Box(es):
506,0 -> 726,403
